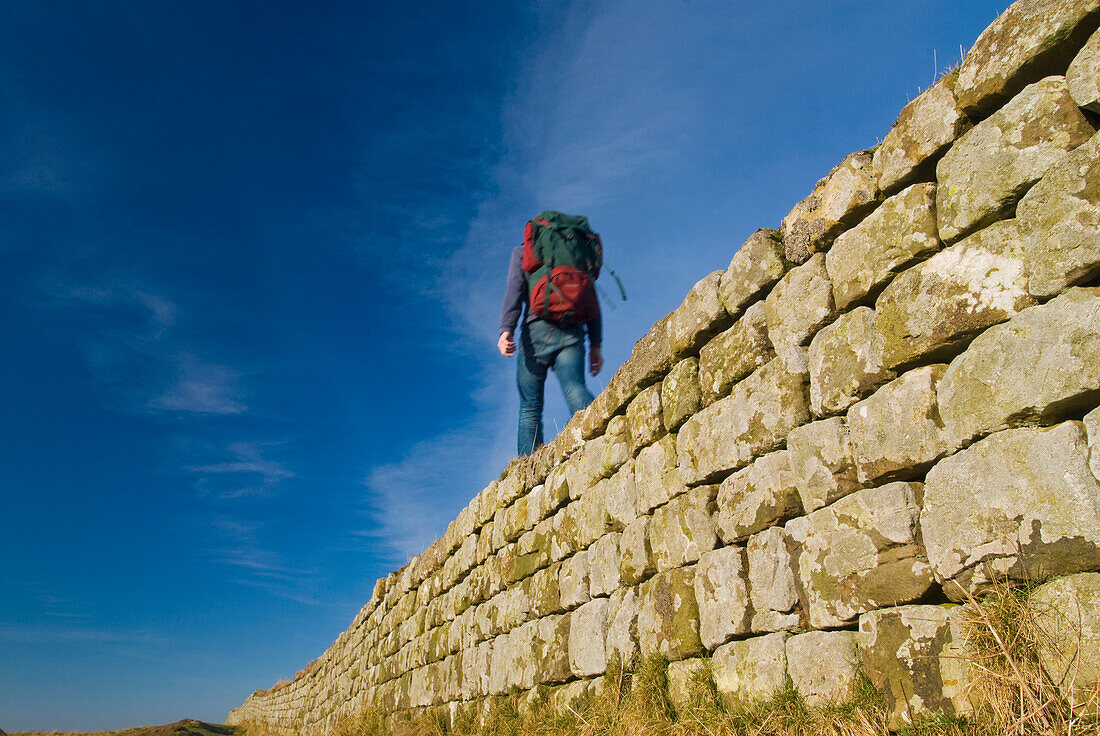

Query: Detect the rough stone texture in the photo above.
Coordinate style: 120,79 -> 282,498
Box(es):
588,532 -> 622,598
787,482 -> 934,629
666,658 -> 709,717
873,74 -> 972,193
747,527 -> 800,633
715,450 -> 802,543
569,598 -> 609,678
605,586 -> 640,667
786,631 -> 862,706
1031,572 -> 1100,705
718,228 -> 789,317
626,383 -> 664,452
649,486 -> 717,572
602,462 -> 638,531
534,614 -> 573,685
619,516 -> 656,586
954,0 -> 1100,116
785,417 -> 860,514
848,365 -> 956,484
1017,130 -> 1100,297
922,422 -> 1100,596
875,219 -> 1034,371
669,271 -> 731,359
637,566 -> 703,661
712,632 -> 790,707
559,551 -> 591,610
937,76 -> 1095,243
631,313 -> 675,387
661,358 -> 702,431
635,435 -> 688,514
938,287 -> 1100,445
677,357 -> 810,485
695,546 -> 751,650
826,182 -> 941,310
781,151 -> 881,264
698,302 -> 773,405
808,307 -> 895,418
1087,405 -> 1100,482
859,605 -> 972,731
764,253 -> 837,360
1068,27 -> 1100,111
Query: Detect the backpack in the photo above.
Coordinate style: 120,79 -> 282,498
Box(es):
522,210 -> 602,325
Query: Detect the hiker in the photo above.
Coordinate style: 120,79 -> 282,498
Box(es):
498,211 -> 604,456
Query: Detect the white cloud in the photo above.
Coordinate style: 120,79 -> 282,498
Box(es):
149,355 -> 246,415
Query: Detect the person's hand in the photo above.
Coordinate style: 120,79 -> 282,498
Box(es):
589,346 -> 604,376
498,331 -> 516,357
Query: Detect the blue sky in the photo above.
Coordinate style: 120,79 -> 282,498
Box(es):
1,1 -> 1008,730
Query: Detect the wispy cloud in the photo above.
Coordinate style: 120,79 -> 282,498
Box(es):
191,441 -> 295,499
0,624 -> 165,646
149,355 -> 246,415
211,518 -> 320,605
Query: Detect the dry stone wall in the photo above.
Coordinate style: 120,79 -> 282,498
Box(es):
229,1 -> 1100,731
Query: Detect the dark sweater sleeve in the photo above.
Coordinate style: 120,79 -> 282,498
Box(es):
586,307 -> 602,348
498,246 -> 526,336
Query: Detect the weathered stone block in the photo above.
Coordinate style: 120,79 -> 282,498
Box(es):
781,151 -> 881,263
602,461 -> 638,531
1069,27 -> 1100,111
1032,572 -> 1100,706
650,486 -> 718,572
712,632 -> 790,707
716,450 -> 801,543
630,313 -> 675,388
1086,405 -> 1100,481
785,417 -> 860,513
922,422 -> 1100,596
606,586 -> 640,667
764,253 -> 837,360
626,383 -> 664,451
667,658 -> 709,717
718,228 -> 789,316
524,563 -> 562,618
786,630 -> 861,706
533,614 -> 573,685
937,76 -> 1095,243
698,302 -> 773,405
695,545 -> 751,650
589,532 -> 622,598
808,306 -> 894,418
859,604 -> 972,731
638,566 -> 703,661
938,288 -> 1100,445
827,182 -> 941,310
677,357 -> 809,485
559,549 -> 591,610
569,598 -> 610,678
875,220 -> 1034,371
635,435 -> 688,514
955,0 -> 1100,116
787,482 -> 934,628
549,503 -> 582,562
619,516 -> 656,586
747,526 -> 800,633
848,365 -> 956,484
873,73 -> 972,193
661,357 -> 702,432
1017,130 -> 1100,297
669,271 -> 732,359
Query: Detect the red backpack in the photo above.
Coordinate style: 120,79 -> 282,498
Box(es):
522,210 -> 602,325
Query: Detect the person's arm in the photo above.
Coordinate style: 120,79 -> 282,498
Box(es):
586,308 -> 603,376
498,246 -> 526,357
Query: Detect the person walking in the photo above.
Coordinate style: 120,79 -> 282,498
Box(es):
498,211 -> 604,456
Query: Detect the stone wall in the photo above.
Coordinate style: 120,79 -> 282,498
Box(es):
228,1 -> 1100,731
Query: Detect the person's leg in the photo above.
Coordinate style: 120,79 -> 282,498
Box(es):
550,325 -> 595,416
516,324 -> 550,455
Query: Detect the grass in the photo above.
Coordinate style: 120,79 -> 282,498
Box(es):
12,720 -> 241,736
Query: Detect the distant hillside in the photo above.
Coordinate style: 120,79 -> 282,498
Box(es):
11,719 -> 240,736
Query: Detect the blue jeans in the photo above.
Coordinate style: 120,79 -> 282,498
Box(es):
516,319 -> 594,456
